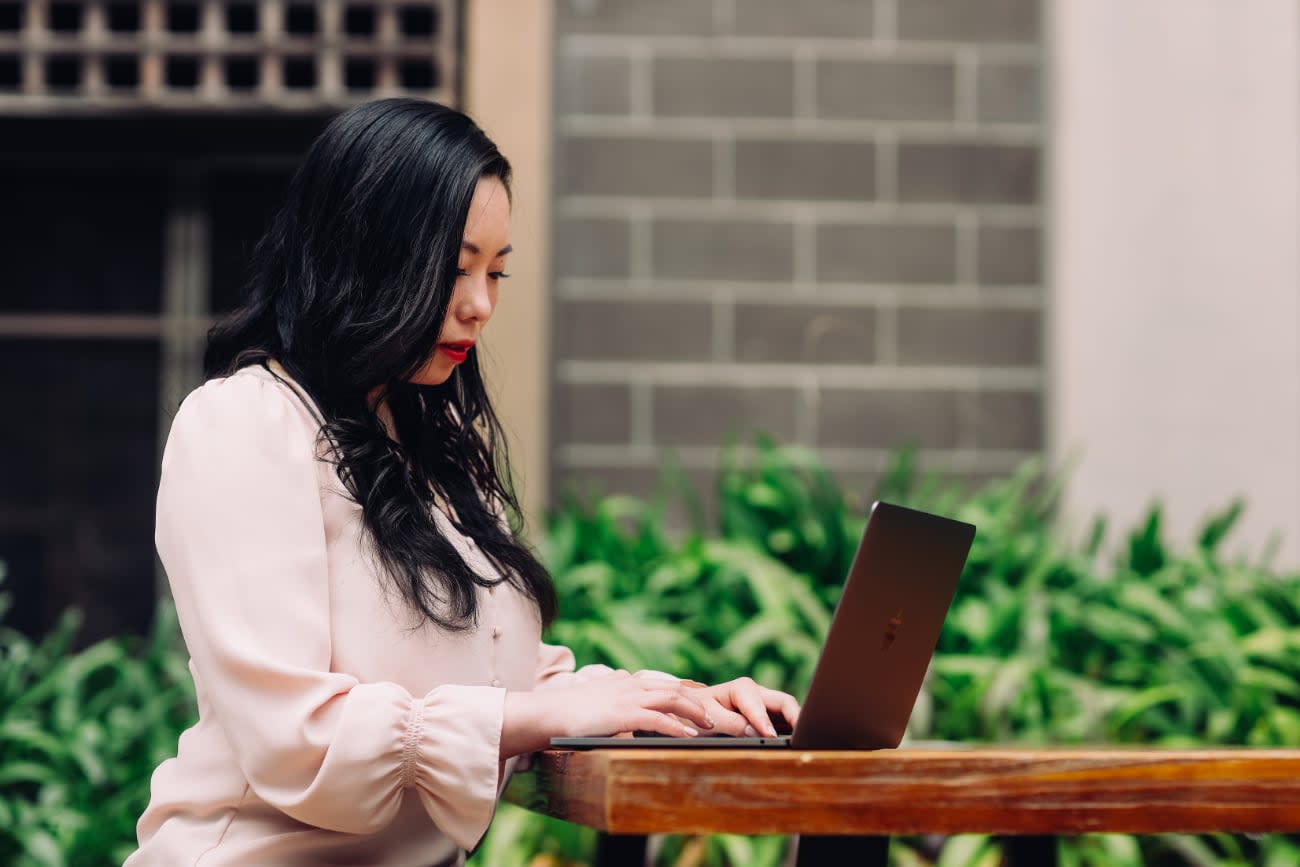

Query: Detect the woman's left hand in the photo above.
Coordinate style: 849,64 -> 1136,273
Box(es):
684,677 -> 801,738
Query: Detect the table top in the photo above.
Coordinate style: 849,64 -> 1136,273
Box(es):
505,746 -> 1300,836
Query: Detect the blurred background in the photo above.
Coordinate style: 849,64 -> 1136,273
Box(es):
1,0 -> 1295,641
3,2 -> 1300,865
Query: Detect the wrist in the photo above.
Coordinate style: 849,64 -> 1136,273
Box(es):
501,690 -> 557,758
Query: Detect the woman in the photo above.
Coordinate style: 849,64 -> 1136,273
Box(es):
127,98 -> 799,866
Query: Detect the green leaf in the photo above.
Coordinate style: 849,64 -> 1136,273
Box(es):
936,834 -> 994,867
1239,666 -> 1300,700
1197,499 -> 1245,554
15,828 -> 65,867
1108,683 -> 1193,734
0,761 -> 60,787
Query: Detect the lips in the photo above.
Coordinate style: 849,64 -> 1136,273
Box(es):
437,342 -> 474,364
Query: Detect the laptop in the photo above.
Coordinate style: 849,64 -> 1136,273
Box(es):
550,501 -> 976,750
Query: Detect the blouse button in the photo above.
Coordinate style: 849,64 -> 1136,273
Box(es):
490,678 -> 501,688
492,626 -> 503,639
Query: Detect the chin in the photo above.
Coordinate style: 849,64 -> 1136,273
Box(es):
409,359 -> 455,387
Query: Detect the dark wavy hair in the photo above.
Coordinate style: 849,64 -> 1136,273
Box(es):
204,97 -> 557,632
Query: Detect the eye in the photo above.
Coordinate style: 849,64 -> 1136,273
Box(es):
489,271 -> 511,281
456,268 -> 470,277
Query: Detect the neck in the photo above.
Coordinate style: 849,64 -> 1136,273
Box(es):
367,384 -> 399,442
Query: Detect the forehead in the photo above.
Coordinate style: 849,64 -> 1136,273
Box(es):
463,177 -> 510,245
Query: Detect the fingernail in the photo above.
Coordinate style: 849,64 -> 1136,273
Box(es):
684,726 -> 699,736
744,725 -> 758,737
705,715 -> 715,728
766,726 -> 778,737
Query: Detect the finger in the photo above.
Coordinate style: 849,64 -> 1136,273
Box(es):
695,684 -> 764,736
698,695 -> 751,736
725,677 -> 779,737
634,710 -> 699,738
643,687 -> 714,731
760,687 -> 802,728
592,668 -> 633,684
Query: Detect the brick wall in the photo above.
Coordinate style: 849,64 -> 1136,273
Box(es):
550,0 -> 1044,510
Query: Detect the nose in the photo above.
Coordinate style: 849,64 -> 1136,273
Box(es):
455,272 -> 494,323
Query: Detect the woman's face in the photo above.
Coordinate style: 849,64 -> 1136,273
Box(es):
409,175 -> 511,387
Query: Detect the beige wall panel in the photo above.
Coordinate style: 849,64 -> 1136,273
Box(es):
464,0 -> 552,530
1051,0 -> 1300,565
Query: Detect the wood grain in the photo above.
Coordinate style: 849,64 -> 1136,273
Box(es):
505,748 -> 1300,836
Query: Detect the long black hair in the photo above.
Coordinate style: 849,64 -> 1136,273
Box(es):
205,98 -> 557,632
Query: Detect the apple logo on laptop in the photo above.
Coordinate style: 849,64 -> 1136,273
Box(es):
882,610 -> 904,650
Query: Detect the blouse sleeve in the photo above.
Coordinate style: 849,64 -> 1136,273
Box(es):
534,642 -> 602,690
155,373 -> 504,850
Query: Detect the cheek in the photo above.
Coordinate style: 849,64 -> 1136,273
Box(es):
439,282 -> 468,330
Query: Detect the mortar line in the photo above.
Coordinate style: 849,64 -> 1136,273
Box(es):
956,46 -> 979,124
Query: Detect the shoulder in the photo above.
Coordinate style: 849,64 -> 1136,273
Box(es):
166,365 -> 325,465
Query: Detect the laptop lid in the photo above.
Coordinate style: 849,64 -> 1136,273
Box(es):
789,501 -> 975,750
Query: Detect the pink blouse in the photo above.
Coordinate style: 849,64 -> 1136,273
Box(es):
126,363 -> 600,867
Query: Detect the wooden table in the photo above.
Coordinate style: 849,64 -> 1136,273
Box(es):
505,747 -> 1300,866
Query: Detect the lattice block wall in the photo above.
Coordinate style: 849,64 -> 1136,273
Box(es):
0,0 -> 458,110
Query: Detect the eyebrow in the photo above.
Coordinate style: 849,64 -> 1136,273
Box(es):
462,242 -> 513,257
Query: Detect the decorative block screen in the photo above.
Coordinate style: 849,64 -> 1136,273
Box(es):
0,0 -> 459,110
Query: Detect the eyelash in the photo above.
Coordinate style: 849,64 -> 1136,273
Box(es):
457,269 -> 510,280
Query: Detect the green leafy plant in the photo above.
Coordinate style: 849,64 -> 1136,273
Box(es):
0,563 -> 196,867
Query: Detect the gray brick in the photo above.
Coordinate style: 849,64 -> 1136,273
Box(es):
557,55 -> 632,116
873,464 -> 1007,497
898,0 -> 1040,43
817,222 -> 957,284
550,464 -> 718,531
552,464 -> 653,502
940,470 -> 1015,494
818,388 -> 962,448
653,385 -> 801,445
556,299 -> 714,361
652,218 -> 795,282
977,61 -> 1040,124
654,58 -> 795,118
734,303 -> 877,364
735,139 -> 876,201
557,0 -> 718,36
817,60 -> 956,122
560,137 -> 714,198
968,390 -> 1042,450
896,307 -> 1041,366
554,217 -> 632,279
731,0 -> 873,37
898,143 -> 1039,205
977,225 -> 1040,285
553,383 -> 633,444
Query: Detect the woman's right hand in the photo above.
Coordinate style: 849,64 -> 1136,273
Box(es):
500,670 -> 715,758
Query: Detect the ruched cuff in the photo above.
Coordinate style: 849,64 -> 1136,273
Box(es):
407,684 -> 506,851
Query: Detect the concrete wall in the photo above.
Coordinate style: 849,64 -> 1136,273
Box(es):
1050,0 -> 1300,565
550,0 -> 1046,510
466,0 -> 553,522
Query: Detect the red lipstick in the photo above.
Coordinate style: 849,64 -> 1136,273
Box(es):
438,342 -> 474,364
